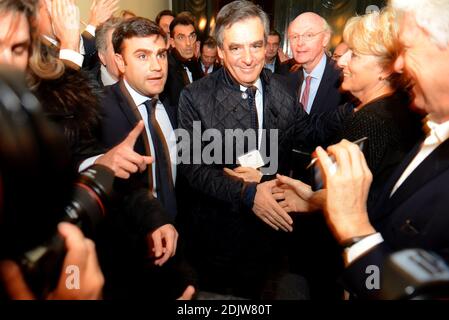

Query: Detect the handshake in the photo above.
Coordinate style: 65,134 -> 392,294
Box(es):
225,139 -> 372,239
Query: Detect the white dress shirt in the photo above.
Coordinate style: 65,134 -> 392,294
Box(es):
240,78 -> 263,149
391,118 -> 449,195
100,65 -> 118,87
345,117 -> 449,265
124,80 -> 177,197
264,59 -> 276,73
300,54 -> 327,114
184,66 -> 193,83
201,62 -> 213,75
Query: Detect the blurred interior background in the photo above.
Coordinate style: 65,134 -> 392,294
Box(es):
78,0 -> 386,52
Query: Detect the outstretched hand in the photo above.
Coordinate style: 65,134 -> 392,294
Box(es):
252,180 -> 293,232
273,174 -> 324,213
96,121 -> 153,179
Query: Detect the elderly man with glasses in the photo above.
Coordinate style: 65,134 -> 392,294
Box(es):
284,11 -> 350,300
286,12 -> 347,115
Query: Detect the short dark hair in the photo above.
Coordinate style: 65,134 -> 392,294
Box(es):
155,9 -> 174,25
269,30 -> 281,42
201,36 -> 217,51
169,15 -> 196,38
112,17 -> 167,54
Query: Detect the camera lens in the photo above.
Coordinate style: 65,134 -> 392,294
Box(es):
64,164 -> 114,238
17,164 -> 115,298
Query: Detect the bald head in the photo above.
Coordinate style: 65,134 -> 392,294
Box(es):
289,12 -> 329,33
288,12 -> 331,73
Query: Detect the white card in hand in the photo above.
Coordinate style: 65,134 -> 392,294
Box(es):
238,150 -> 265,169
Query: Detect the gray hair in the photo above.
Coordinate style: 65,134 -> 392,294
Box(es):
213,0 -> 270,48
323,17 -> 332,34
390,0 -> 449,48
96,17 -> 124,53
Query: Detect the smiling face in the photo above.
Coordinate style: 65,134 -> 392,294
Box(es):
288,13 -> 330,73
394,12 -> 449,122
115,35 -> 168,97
218,17 -> 266,87
338,49 -> 388,103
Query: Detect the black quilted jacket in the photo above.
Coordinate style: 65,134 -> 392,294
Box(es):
176,68 -> 332,274
178,68 -> 324,212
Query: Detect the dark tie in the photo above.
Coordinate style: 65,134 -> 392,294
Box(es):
143,98 -> 177,218
301,75 -> 312,111
246,86 -> 259,150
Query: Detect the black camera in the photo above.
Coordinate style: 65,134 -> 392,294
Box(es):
0,66 -> 113,298
309,137 -> 368,191
17,164 -> 114,298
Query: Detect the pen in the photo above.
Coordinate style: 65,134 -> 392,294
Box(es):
305,137 -> 368,169
292,149 -> 311,156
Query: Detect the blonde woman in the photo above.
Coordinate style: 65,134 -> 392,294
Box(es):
279,9 -> 423,210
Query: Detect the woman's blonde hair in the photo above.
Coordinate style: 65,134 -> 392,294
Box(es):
28,39 -> 65,84
343,8 -> 406,90
27,1 -> 65,87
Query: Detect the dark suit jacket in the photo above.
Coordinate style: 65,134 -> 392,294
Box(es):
81,31 -> 99,70
99,81 -> 177,235
273,55 -> 290,75
286,55 -> 347,115
200,61 -> 222,76
164,48 -> 203,106
334,92 -> 423,209
98,81 -> 196,299
342,138 -> 449,299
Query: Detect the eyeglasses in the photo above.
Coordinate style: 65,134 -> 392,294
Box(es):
174,33 -> 197,42
289,30 -> 326,44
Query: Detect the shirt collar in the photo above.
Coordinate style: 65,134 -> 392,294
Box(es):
303,53 -> 327,80
240,77 -> 263,94
124,79 -> 157,107
42,35 -> 85,54
100,65 -> 118,86
424,117 -> 449,144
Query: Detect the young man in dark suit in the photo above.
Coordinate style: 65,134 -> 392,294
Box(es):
98,17 -> 194,299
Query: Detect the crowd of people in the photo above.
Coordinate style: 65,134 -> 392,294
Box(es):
0,0 -> 448,301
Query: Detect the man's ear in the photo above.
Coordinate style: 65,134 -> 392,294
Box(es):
322,31 -> 331,48
217,46 -> 224,61
114,53 -> 126,74
169,37 -> 175,48
98,52 -> 107,66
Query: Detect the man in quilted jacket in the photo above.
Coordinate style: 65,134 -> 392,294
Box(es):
177,0 -> 321,299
